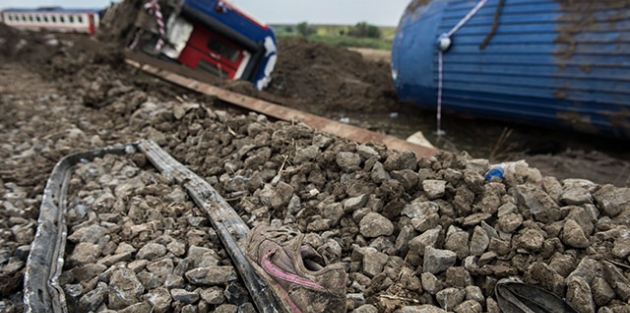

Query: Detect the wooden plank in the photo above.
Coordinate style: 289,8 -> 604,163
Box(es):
125,57 -> 437,158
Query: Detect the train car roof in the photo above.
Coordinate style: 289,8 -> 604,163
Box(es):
2,7 -> 103,13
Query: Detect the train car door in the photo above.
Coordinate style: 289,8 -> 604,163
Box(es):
177,24 -> 248,80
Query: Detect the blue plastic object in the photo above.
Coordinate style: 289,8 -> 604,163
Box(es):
392,0 -> 630,138
485,166 -> 505,181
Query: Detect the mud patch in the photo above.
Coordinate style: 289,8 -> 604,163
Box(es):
266,38 -> 400,115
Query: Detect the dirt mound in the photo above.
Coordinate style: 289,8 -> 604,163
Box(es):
267,38 -> 399,114
0,24 -> 20,61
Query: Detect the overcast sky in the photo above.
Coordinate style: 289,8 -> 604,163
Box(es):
0,0 -> 410,26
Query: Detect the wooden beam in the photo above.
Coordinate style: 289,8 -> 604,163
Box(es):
125,57 -> 436,158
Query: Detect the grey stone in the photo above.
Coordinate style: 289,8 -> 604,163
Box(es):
395,225 -> 416,254
68,225 -> 108,244
118,302 -> 152,313
293,145 -> 320,163
592,276 -> 615,307
561,219 -> 590,249
144,287 -> 171,313
116,242 -> 137,254
199,251 -> 221,267
359,212 -> 394,238
561,187 -> 593,205
389,170 -> 417,191
108,268 -> 145,310
136,242 -> 167,260
68,263 -> 107,282
445,267 -> 472,288
396,306 -> 447,313
444,227 -> 470,259
465,286 -> 484,302
421,272 -> 441,294
185,266 -> 237,286
422,180 -> 446,199
147,258 -> 174,277
371,162 -> 391,184
167,240 -> 186,256
542,176 -> 563,203
215,304 -> 238,313
408,227 -> 441,256
127,259 -> 148,273
68,242 -> 100,266
200,286 -> 225,305
187,246 -> 215,267
164,274 -> 185,289
462,213 -> 492,227
436,288 -> 466,311
411,212 -> 440,233
343,194 -> 368,212
402,201 -> 439,219
137,270 -> 167,289
470,226 -> 489,256
592,185 -> 629,217
497,203 -> 517,217
362,248 -> 388,278
566,276 -> 595,313
497,213 -> 523,233
612,237 -> 630,259
336,152 -> 361,172
321,203 -> 344,226
423,246 -> 457,274
513,185 -> 561,223
98,252 -> 133,267
567,258 -> 602,285
454,300 -> 482,313
602,261 -> 630,301
78,284 -> 108,312
517,228 -> 545,252
238,302 -> 256,313
354,304 -> 378,313
171,288 -> 200,304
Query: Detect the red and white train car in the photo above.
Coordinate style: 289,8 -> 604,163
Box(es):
0,7 -> 102,34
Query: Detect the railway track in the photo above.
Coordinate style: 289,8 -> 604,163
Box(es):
25,140 -> 288,313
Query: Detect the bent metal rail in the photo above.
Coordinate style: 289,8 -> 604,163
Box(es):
24,140 -> 289,313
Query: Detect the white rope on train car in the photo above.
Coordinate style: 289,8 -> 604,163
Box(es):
436,0 -> 488,136
144,0 -> 166,52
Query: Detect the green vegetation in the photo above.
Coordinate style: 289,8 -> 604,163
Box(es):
273,22 -> 395,51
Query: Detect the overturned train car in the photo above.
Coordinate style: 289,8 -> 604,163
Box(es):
129,0 -> 276,90
392,0 -> 630,137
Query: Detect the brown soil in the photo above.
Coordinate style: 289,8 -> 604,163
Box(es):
266,38 -> 400,114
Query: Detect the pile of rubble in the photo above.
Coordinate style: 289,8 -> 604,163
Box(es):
0,32 -> 629,313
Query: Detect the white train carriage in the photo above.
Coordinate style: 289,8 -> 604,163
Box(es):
0,7 -> 102,34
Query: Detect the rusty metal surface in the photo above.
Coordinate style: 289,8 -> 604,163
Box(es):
124,56 -> 437,158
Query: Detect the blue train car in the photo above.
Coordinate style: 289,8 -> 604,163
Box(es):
130,0 -> 276,90
392,0 -> 630,137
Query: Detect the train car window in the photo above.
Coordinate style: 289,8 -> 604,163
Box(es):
22,15 -> 27,21
77,16 -> 83,23
197,60 -> 230,78
44,15 -> 49,23
29,15 -> 34,22
36,15 -> 41,22
206,38 -> 240,62
60,16 -> 65,23
51,15 -> 57,23
69,15 -> 74,23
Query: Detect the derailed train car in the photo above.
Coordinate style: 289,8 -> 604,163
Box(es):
1,0 -> 277,90
392,0 -> 630,137
127,0 -> 277,90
